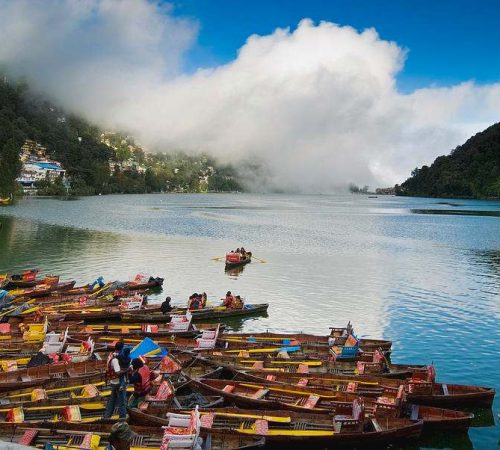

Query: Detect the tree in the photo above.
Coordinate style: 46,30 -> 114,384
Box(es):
0,138 -> 22,195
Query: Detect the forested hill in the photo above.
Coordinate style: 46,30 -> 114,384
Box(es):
0,76 -> 242,196
396,123 -> 500,199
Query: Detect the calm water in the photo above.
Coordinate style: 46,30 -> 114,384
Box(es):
0,194 -> 499,449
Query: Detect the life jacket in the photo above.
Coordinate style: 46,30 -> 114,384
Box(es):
105,353 -> 119,382
133,365 -> 151,396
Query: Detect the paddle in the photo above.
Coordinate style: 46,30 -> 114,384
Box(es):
252,256 -> 267,263
211,256 -> 225,261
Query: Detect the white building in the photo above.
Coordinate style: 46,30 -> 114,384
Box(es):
17,161 -> 66,192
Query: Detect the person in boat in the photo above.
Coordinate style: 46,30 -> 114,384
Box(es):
128,357 -> 152,409
223,291 -> 235,308
235,248 -> 240,254
104,342 -> 128,419
201,292 -> 207,308
107,421 -> 137,450
190,293 -> 202,309
118,347 -> 131,370
240,247 -> 246,255
160,296 -> 172,314
233,295 -> 244,309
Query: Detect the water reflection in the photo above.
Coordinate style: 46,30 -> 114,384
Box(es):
1,194 -> 499,449
225,263 -> 246,277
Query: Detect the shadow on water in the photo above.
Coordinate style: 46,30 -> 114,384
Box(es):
411,209 -> 500,217
469,407 -> 495,428
225,264 -> 246,278
200,312 -> 270,332
407,433 -> 474,450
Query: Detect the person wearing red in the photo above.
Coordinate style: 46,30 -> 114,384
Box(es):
128,357 -> 151,408
223,291 -> 235,308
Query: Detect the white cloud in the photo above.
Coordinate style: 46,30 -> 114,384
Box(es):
0,1 -> 499,191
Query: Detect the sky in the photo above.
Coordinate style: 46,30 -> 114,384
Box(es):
173,0 -> 500,89
0,0 -> 499,192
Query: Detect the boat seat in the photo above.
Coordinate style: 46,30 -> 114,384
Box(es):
442,384 -> 449,396
130,436 -> 144,446
200,413 -> 215,428
252,388 -> 269,400
66,368 -> 78,378
20,374 -> 32,382
17,429 -> 38,446
410,404 -> 420,420
296,378 -> 308,386
371,418 -> 383,432
303,394 -> 320,409
334,398 -> 364,425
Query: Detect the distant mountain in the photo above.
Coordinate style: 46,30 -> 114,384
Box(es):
0,75 -> 242,196
396,123 -> 500,199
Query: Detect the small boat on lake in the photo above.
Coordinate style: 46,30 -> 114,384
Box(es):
130,404 -> 423,446
0,194 -> 13,206
0,421 -> 266,449
225,251 -> 252,268
121,303 -> 269,322
0,360 -> 107,393
125,274 -> 164,291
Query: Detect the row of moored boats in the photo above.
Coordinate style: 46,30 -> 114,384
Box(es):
0,269 -> 495,449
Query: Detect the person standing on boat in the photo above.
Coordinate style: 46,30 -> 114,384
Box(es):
104,342 -> 128,419
128,357 -> 152,408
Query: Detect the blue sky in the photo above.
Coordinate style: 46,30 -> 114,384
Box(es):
173,0 -> 500,91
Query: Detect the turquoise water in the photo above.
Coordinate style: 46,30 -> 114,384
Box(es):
0,194 -> 499,449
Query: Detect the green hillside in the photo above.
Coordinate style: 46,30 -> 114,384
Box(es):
0,76 -> 242,196
396,123 -> 500,199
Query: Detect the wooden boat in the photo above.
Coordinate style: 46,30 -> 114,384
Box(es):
82,325 -> 223,350
0,194 -> 13,206
130,406 -> 423,446
122,303 -> 270,322
7,280 -> 76,299
174,357 -> 473,432
125,275 -> 164,291
0,400 -> 113,423
187,378 -> 471,432
225,251 -> 252,268
0,423 -> 266,449
404,379 -> 495,408
0,360 -> 106,393
222,365 -> 494,408
189,348 -> 422,378
1,270 -> 40,289
0,382 -> 132,409
50,322 -> 224,339
220,331 -> 392,352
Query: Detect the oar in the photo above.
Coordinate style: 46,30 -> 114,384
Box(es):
252,256 -> 267,263
211,256 -> 225,261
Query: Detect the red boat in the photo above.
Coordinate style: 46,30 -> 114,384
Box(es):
225,251 -> 252,268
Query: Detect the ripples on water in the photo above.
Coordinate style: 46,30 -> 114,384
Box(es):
0,194 -> 499,449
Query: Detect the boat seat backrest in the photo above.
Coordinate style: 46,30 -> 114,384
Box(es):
146,380 -> 174,402
396,384 -> 405,403
167,413 -> 192,428
17,429 -> 38,446
254,419 -> 269,435
352,398 -> 364,421
372,350 -> 384,364
297,363 -> 309,374
44,332 -> 61,343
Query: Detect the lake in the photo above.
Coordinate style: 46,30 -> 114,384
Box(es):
0,193 -> 499,449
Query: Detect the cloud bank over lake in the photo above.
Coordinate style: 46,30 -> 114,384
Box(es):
1,0 -> 499,191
